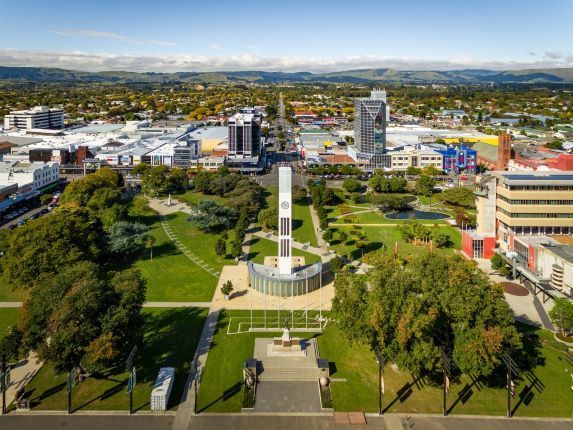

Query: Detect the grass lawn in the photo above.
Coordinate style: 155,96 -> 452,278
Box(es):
21,307 -> 207,412
0,308 -> 19,340
292,199 -> 318,246
176,190 -> 227,207
0,286 -> 27,302
165,211 -> 236,274
329,225 -> 461,261
125,197 -> 219,302
134,217 -> 218,302
320,322 -> 573,417
262,186 -> 278,210
247,237 -> 321,265
197,310 -> 316,413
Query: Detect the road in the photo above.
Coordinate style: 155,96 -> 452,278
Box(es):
1,204 -> 50,229
1,413 -> 571,430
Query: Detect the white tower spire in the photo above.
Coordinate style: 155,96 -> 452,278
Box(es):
278,166 -> 292,275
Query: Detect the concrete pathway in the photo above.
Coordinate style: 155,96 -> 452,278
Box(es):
254,382 -> 321,413
0,302 -> 22,307
473,258 -> 554,330
1,352 -> 43,415
147,198 -> 192,216
172,308 -> 221,430
307,201 -> 327,249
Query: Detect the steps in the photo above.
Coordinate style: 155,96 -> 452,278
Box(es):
257,365 -> 319,381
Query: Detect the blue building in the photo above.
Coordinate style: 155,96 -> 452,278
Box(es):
434,145 -> 477,173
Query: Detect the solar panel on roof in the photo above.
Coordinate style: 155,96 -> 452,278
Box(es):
504,174 -> 573,180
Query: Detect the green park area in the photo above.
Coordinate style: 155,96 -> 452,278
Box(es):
17,307 -> 207,412
327,225 -> 461,261
0,308 -> 19,340
197,310 -> 573,417
320,322 -> 573,417
124,198 -> 224,302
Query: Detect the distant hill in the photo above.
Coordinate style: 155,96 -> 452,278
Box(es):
1,66 -> 573,84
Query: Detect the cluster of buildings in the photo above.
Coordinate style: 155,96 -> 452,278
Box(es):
0,105 -> 269,176
296,90 -> 573,175
462,171 -> 573,298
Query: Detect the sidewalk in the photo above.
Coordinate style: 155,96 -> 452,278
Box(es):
473,258 -> 554,330
171,308 -> 220,430
2,352 -> 43,415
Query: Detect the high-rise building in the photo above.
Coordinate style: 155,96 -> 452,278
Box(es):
278,166 -> 292,275
4,106 -> 64,130
349,90 -> 387,168
462,171 -> 573,259
227,108 -> 262,157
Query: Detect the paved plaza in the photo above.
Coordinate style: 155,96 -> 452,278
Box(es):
254,382 -> 321,412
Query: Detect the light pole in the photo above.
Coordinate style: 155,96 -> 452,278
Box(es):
375,348 -> 384,416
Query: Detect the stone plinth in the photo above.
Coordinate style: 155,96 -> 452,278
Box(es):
267,328 -> 306,356
263,256 -> 306,268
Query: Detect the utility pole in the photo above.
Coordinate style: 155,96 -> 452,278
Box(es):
66,370 -> 73,415
1,354 -> 6,415
376,349 -> 385,416
440,346 -> 451,416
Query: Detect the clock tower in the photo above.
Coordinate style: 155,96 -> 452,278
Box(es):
278,166 -> 292,275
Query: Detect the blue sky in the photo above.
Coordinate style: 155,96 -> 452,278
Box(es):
1,0 -> 572,72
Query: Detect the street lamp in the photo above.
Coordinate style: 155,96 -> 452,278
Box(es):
375,348 -> 384,416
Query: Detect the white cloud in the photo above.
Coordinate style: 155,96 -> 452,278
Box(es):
47,30 -> 176,47
208,43 -> 225,51
1,48 -> 572,73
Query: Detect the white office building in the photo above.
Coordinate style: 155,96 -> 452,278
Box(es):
0,161 -> 60,193
4,106 -> 64,130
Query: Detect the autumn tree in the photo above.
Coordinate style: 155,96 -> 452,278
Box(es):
332,254 -> 520,377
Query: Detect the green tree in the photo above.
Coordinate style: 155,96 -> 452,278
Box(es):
415,175 -> 436,196
2,208 -> 103,289
338,230 -> 348,243
549,298 -> 573,336
221,280 -> 234,297
215,237 -> 227,259
107,221 -> 149,256
342,178 -> 361,193
18,263 -> 146,376
442,187 -> 476,208
490,253 -> 503,270
188,201 -> 237,232
258,207 -> 278,231
333,254 -> 520,377
40,193 -> 54,206
322,229 -> 334,243
329,255 -> 345,274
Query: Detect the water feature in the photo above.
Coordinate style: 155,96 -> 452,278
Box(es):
385,210 -> 450,220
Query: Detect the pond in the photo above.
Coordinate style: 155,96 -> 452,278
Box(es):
385,210 -> 450,220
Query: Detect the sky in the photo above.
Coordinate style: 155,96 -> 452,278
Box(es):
1,0 -> 573,73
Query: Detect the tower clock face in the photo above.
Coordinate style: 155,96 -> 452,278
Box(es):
281,201 -> 289,210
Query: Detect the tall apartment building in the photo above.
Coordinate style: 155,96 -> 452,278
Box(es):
462,171 -> 573,259
4,106 -> 64,130
228,108 -> 262,157
351,90 -> 387,167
